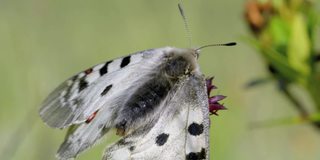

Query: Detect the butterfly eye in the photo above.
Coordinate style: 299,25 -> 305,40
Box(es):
164,56 -> 190,78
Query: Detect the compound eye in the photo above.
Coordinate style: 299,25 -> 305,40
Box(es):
164,57 -> 189,77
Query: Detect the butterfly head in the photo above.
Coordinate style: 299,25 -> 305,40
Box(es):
163,47 -> 200,78
162,42 -> 236,78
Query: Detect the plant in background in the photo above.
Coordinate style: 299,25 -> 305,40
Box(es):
244,0 -> 320,128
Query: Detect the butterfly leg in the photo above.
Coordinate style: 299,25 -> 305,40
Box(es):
116,120 -> 127,136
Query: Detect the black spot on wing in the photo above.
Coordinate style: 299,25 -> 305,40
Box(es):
188,122 -> 204,136
129,146 -> 135,151
99,61 -> 112,76
186,148 -> 206,160
101,85 -> 112,96
155,133 -> 169,146
79,78 -> 88,92
120,56 -> 131,68
71,75 -> 78,81
117,139 -> 132,146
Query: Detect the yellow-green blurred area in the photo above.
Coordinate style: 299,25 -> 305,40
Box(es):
1,0 -> 320,160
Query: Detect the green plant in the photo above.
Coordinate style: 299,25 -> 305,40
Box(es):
244,0 -> 320,128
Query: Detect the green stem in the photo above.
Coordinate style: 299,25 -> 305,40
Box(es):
281,82 -> 320,129
306,75 -> 320,127
281,85 -> 309,117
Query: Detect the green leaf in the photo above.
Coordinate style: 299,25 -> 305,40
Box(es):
264,47 -> 301,82
287,13 -> 311,78
243,36 -> 301,83
305,6 -> 319,52
268,16 -> 290,51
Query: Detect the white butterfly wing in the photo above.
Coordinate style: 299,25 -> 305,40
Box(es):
43,48 -> 175,159
103,74 -> 210,160
40,46 -> 209,160
39,48 -> 163,129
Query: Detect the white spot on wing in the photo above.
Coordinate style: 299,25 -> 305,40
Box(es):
130,54 -> 143,63
109,148 -> 131,160
93,63 -> 105,71
108,59 -> 122,73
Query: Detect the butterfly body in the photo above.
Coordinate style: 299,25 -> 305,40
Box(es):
40,47 -> 210,160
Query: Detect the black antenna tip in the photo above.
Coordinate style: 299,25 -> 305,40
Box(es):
196,42 -> 237,51
224,42 -> 237,46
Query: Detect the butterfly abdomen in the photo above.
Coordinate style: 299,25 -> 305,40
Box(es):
115,74 -> 172,135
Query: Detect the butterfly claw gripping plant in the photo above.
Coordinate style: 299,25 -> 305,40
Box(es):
244,0 -> 320,128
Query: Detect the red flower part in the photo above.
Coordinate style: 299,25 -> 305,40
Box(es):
206,77 -> 217,95
209,95 -> 226,103
209,103 -> 227,115
206,77 -> 227,116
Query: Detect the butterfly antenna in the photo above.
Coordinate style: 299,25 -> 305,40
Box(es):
196,42 -> 237,51
178,2 -> 192,47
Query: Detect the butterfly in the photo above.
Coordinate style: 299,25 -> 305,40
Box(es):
39,45 -> 232,160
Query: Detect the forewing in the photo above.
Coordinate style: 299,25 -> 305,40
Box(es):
52,48 -> 174,159
103,74 -> 210,160
39,49 -> 160,128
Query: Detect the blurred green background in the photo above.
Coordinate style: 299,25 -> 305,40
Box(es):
0,0 -> 320,160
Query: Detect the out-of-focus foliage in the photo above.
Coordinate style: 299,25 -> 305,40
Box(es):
245,0 -> 320,127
